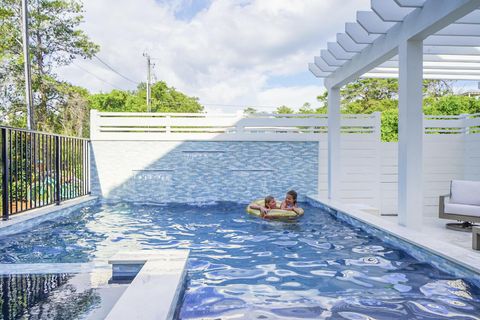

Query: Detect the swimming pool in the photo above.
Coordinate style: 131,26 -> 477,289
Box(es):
0,202 -> 479,319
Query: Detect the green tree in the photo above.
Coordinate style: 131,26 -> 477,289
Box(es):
88,90 -> 134,112
341,78 -> 398,113
243,107 -> 258,115
315,79 -> 469,142
297,102 -> 314,114
148,82 -> 203,113
55,84 -> 90,137
276,105 -> 294,114
380,108 -> 398,142
424,95 -> 480,115
88,81 -> 204,113
0,0 -> 99,133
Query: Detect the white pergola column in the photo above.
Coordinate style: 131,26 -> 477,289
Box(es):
327,87 -> 341,200
398,39 -> 424,228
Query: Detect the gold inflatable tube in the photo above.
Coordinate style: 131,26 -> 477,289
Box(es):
246,199 -> 304,221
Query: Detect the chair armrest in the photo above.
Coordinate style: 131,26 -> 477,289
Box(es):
439,194 -> 450,215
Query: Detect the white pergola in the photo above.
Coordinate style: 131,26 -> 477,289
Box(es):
309,0 -> 480,228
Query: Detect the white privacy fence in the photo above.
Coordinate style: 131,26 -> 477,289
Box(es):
424,113 -> 480,134
90,110 -> 380,141
91,110 -> 480,141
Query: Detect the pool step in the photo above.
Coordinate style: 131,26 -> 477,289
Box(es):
106,250 -> 189,320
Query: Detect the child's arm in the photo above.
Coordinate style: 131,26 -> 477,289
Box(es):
280,201 -> 293,210
280,201 -> 298,211
249,204 -> 269,214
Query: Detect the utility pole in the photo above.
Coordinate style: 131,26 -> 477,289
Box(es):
22,0 -> 34,130
143,52 -> 151,112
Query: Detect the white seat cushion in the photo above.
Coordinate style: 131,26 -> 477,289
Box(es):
445,202 -> 480,217
450,180 -> 480,206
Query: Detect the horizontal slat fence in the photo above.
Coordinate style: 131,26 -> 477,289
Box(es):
90,110 -> 380,141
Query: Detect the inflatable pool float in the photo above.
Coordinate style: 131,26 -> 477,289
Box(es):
246,199 -> 304,221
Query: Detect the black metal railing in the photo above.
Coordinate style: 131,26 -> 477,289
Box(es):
1,127 -> 90,220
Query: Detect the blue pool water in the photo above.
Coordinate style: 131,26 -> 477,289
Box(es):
0,273 -> 100,320
0,202 -> 479,319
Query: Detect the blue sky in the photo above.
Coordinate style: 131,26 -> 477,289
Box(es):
57,0 -> 479,113
161,0 -> 212,21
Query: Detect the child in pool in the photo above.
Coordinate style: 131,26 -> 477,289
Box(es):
281,190 -> 301,214
249,195 -> 277,217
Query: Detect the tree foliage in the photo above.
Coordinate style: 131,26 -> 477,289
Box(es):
0,0 -> 98,134
275,105 -> 295,114
273,78 -> 480,142
243,107 -> 257,115
88,81 -> 204,113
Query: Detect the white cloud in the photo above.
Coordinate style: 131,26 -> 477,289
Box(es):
58,0 -> 370,111
257,85 -> 325,110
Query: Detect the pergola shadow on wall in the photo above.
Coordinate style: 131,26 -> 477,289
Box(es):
309,0 -> 480,228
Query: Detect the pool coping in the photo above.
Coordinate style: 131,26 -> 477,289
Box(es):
306,195 -> 480,284
105,250 -> 189,320
0,195 -> 98,237
0,262 -> 104,275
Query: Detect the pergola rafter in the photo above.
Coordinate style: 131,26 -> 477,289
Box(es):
308,0 -> 480,228
310,2 -> 480,85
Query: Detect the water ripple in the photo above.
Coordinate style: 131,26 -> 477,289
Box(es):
0,202 -> 478,319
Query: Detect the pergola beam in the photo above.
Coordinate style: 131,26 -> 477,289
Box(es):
375,68 -> 480,74
345,23 -> 379,45
423,45 -> 480,55
326,52 -> 480,69
394,0 -> 426,8
425,35 -> 480,46
377,60 -> 480,69
437,23 -> 480,36
357,11 -> 394,34
364,72 -> 480,80
372,0 -> 415,22
314,56 -> 337,72
327,42 -> 356,60
308,63 -> 330,77
325,0 -> 480,89
337,33 -> 366,53
321,50 -> 343,66
456,9 -> 480,23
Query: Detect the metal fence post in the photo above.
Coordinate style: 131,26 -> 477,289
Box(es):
87,141 -> 91,195
2,128 -> 9,220
54,136 -> 61,205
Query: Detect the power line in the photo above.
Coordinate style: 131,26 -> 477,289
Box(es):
69,63 -> 283,110
94,54 -> 139,85
72,63 -> 122,90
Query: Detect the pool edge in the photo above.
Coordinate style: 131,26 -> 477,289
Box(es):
305,195 -> 480,284
0,196 -> 98,238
